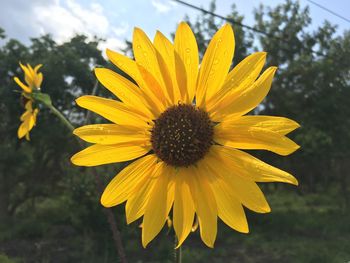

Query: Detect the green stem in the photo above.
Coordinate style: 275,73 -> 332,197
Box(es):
174,237 -> 182,263
46,104 -> 75,132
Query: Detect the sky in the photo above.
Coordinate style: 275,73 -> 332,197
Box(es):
0,0 -> 349,53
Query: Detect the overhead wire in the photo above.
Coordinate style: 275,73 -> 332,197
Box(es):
171,0 -> 328,57
306,0 -> 350,24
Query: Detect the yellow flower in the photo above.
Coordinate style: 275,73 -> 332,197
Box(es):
14,63 -> 43,93
17,100 -> 39,140
71,22 -> 300,248
14,63 -> 43,140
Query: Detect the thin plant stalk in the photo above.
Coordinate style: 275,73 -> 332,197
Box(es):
174,236 -> 182,263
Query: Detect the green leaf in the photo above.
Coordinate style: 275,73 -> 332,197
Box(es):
32,92 -> 52,106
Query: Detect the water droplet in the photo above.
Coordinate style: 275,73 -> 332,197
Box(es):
186,48 -> 191,53
213,59 -> 219,65
137,45 -> 142,49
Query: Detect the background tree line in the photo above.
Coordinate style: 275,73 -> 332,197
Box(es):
0,1 -> 349,262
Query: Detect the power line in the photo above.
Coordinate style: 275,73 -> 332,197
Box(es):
171,0 -> 326,57
306,0 -> 350,24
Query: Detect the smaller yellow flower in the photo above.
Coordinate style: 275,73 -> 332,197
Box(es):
18,100 -> 39,140
14,63 -> 43,140
14,63 -> 43,93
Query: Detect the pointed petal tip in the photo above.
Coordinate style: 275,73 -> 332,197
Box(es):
105,48 -> 115,57
133,27 -> 143,35
75,96 -> 85,106
259,51 -> 267,57
270,66 -> 278,73
293,178 -> 299,186
241,226 -> 249,234
222,23 -> 234,33
178,21 -> 190,29
264,205 -> 271,213
70,154 -> 78,165
93,67 -> 103,76
100,195 -> 113,208
205,242 -> 215,249
283,143 -> 301,156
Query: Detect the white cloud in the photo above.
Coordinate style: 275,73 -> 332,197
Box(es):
0,0 -> 127,51
113,22 -> 130,36
98,37 -> 127,57
151,0 -> 174,13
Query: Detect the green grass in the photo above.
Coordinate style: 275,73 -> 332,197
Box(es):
0,189 -> 349,263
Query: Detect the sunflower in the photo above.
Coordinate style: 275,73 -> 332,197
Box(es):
14,63 -> 43,140
71,22 -> 300,248
17,100 -> 39,140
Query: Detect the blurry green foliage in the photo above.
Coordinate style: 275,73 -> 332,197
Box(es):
0,0 -> 350,262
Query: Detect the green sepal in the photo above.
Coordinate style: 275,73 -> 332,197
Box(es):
32,91 -> 52,106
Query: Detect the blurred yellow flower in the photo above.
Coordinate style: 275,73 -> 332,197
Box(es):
71,22 -> 300,248
17,100 -> 39,140
14,63 -> 43,93
14,63 -> 43,140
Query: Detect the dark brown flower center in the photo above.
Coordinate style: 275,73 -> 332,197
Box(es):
151,104 -> 214,167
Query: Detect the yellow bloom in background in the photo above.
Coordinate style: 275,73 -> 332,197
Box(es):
14,63 -> 43,140
18,100 -> 39,140
14,63 -> 43,93
71,22 -> 300,248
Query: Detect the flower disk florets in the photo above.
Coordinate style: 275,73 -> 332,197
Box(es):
151,104 -> 214,167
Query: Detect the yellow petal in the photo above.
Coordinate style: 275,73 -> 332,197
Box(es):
137,65 -> 167,113
106,48 -> 165,117
196,24 -> 235,108
35,72 -> 43,88
191,216 -> 198,232
34,64 -> 43,73
28,111 -> 36,129
32,109 -> 39,124
211,145 -> 298,185
203,160 -> 249,233
73,124 -> 150,145
211,66 -> 277,121
173,168 -> 195,248
101,154 -> 157,207
76,95 -> 150,128
71,144 -> 150,167
188,166 -> 217,248
174,22 -> 199,103
94,68 -> 154,119
153,31 -> 179,103
125,162 -> 161,224
207,52 -> 266,111
25,100 -> 32,110
17,121 -> 29,139
19,63 -> 34,87
215,124 -> 300,156
219,115 -> 300,135
208,146 -> 270,213
142,164 -> 174,247
20,110 -> 31,121
106,48 -> 145,86
14,77 -> 31,93
133,27 -> 172,103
